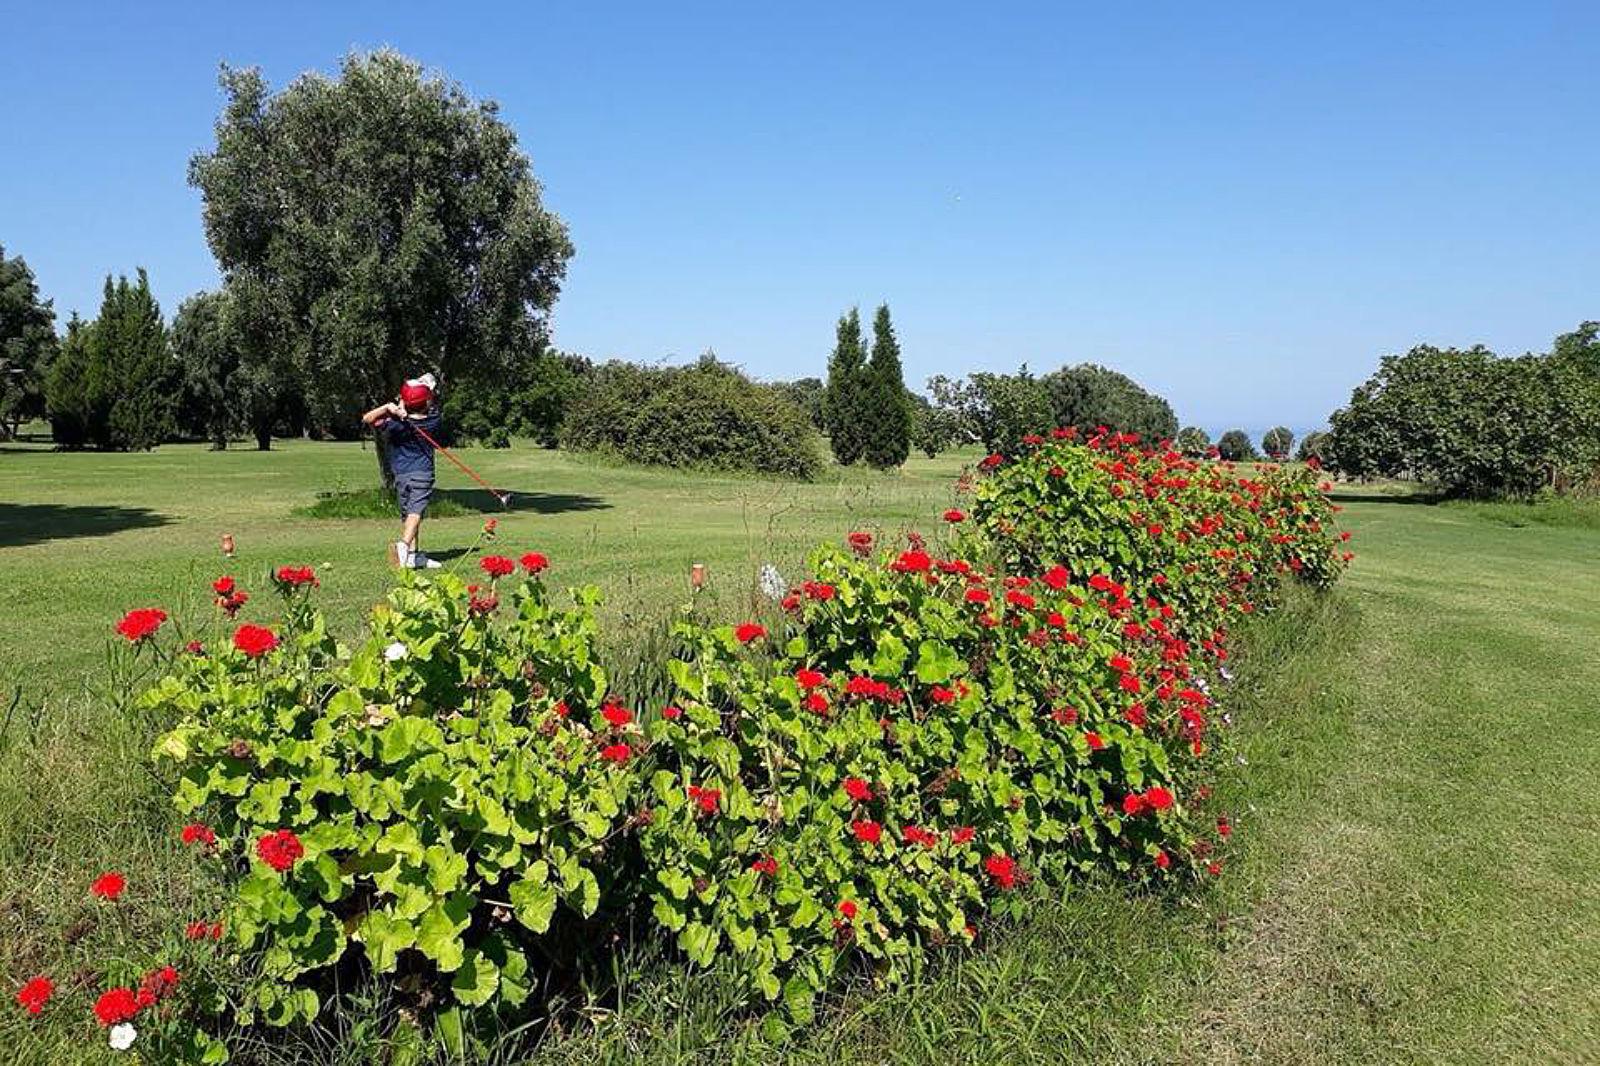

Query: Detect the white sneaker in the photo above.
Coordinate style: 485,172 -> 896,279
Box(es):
411,552 -> 442,570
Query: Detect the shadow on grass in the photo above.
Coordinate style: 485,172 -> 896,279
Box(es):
296,487 -> 610,520
0,503 -> 171,547
1327,489 -> 1443,507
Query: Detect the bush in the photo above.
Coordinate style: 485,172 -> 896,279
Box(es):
1039,364 -> 1178,442
1261,426 -> 1294,460
1216,429 -> 1257,462
1176,425 -> 1210,457
51,431 -> 1347,1054
446,349 -> 588,449
1326,336 -> 1600,498
562,356 -> 822,479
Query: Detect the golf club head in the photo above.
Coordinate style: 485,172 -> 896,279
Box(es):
496,492 -> 512,508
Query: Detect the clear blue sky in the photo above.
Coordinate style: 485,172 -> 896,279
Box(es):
3,2 -> 1597,435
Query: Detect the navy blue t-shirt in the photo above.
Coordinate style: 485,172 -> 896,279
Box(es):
382,414 -> 442,478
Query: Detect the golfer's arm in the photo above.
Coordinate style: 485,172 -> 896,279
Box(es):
361,402 -> 401,426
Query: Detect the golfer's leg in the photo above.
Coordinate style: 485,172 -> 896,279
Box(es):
402,512 -> 422,553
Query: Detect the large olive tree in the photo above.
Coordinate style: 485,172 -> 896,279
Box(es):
190,50 -> 574,480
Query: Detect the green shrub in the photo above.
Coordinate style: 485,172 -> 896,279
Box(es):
147,563 -> 627,1028
1326,330 -> 1600,498
59,429 -> 1347,1054
562,356 -> 822,479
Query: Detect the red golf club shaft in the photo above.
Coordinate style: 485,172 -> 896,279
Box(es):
409,423 -> 507,502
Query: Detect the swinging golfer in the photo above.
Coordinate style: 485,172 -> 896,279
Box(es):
362,374 -> 444,569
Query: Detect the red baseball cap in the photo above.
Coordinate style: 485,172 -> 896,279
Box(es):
399,380 -> 433,409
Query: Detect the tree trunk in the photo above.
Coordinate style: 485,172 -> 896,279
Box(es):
255,427 -> 271,451
373,427 -> 396,492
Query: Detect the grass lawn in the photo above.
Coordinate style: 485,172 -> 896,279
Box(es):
0,438 -> 969,691
2,442 -> 1597,1063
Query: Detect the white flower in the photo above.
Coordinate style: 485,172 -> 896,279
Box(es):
758,563 -> 787,602
384,641 -> 408,662
109,1023 -> 137,1051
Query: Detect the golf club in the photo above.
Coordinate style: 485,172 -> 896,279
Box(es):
408,422 -> 512,508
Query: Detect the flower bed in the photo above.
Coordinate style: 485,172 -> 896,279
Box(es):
16,434 -> 1348,1055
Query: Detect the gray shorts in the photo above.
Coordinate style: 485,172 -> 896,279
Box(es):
395,475 -> 434,517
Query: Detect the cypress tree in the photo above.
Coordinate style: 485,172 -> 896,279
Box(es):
863,303 -> 911,469
824,307 -> 868,465
45,313 -> 92,449
75,271 -> 175,450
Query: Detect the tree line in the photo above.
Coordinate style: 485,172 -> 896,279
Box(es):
1324,324 -> 1600,497
1,47 -> 1197,475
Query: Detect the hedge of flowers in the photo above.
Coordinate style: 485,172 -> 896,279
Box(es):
15,434 -> 1348,1054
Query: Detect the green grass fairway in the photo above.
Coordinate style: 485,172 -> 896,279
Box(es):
0,439 -> 968,693
2,445 -> 1597,1064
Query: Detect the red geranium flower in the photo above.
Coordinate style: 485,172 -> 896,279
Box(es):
90,872 -> 125,901
16,976 -> 52,1015
181,823 -> 215,848
686,785 -> 721,814
850,819 -> 883,845
661,704 -> 683,720
890,549 -> 932,573
928,685 -> 956,705
795,668 -> 827,690
233,624 -> 278,658
93,986 -> 140,1026
600,743 -> 632,764
984,853 -> 1019,889
480,555 -> 515,578
212,576 -> 235,596
1143,786 -> 1174,811
751,855 -> 779,877
950,826 -> 975,845
837,899 -> 859,920
256,829 -> 304,873
1154,850 -> 1171,870
139,965 -> 179,1003
1122,793 -> 1146,816
185,640 -> 205,654
602,703 -> 633,728
115,608 -> 167,642
274,565 -> 318,588
1042,565 -> 1070,590
902,825 -> 938,848
847,531 -> 873,555
1085,731 -> 1106,751
803,692 -> 829,714
964,587 -> 991,604
734,622 -> 766,644
520,551 -> 549,574
842,777 -> 873,802
942,509 -> 966,523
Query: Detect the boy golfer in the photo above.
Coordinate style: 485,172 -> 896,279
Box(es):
362,374 -> 444,569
